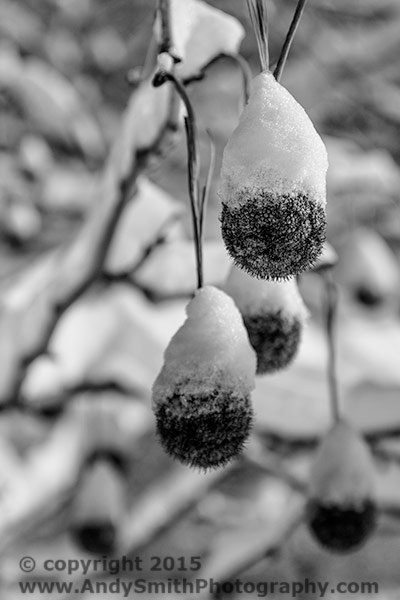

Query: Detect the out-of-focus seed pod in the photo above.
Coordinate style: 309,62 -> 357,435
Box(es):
306,420 -> 377,553
70,455 -> 126,555
219,71 -> 328,280
223,265 -> 308,374
152,285 -> 257,470
338,227 -> 400,310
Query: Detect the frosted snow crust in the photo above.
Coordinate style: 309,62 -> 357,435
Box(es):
152,286 -> 256,404
220,72 -> 328,208
224,265 -> 308,322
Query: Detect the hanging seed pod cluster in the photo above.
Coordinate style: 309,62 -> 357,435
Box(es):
148,0 -> 382,560
151,0 -> 325,472
219,1 -> 328,280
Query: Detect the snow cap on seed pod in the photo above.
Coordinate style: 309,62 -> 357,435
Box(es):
219,70 -> 328,280
223,264 -> 308,374
152,285 -> 257,470
306,420 -> 377,553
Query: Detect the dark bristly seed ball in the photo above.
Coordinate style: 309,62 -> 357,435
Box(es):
71,522 -> 116,555
220,192 -> 326,280
243,312 -> 301,374
306,498 -> 377,553
155,389 -> 253,470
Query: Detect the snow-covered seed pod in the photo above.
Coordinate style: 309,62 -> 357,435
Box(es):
152,285 -> 257,470
223,265 -> 308,374
71,456 -> 126,555
306,420 -> 377,553
219,71 -> 328,280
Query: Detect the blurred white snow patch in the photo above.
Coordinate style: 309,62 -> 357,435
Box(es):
22,285 -> 185,407
134,239 -> 231,299
253,309 -> 400,438
0,44 -> 104,158
106,177 -> 183,272
112,73 -> 172,178
223,265 -> 308,321
154,0 -> 245,79
326,136 -> 400,198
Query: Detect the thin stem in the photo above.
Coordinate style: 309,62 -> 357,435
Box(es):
274,0 -> 308,82
232,54 -> 252,105
183,53 -> 253,106
184,116 -> 202,289
247,0 -> 270,72
158,0 -> 172,55
324,271 -> 340,423
153,71 -> 203,289
199,130 -> 216,241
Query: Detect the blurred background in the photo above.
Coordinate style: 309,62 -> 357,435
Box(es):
1,0 -> 400,598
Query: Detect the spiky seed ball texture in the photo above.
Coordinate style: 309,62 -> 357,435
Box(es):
306,420 -> 377,553
223,266 -> 308,374
221,193 -> 326,280
219,71 -> 328,280
152,285 -> 257,469
243,312 -> 301,374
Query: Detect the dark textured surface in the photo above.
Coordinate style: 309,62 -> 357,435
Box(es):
354,286 -> 384,307
71,522 -> 116,555
243,311 -> 302,374
306,498 -> 377,553
155,389 -> 253,470
220,192 -> 326,280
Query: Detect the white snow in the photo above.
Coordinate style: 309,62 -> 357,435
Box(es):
154,0 -> 245,80
152,285 -> 256,403
309,420 -> 376,504
219,72 -> 328,208
223,264 -> 308,322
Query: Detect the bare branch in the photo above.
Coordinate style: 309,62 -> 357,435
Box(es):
183,53 -> 252,106
119,464 -> 229,555
196,497 -> 305,595
0,12 -> 180,407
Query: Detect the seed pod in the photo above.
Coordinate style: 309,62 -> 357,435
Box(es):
306,420 -> 377,553
152,285 -> 257,470
223,265 -> 308,374
70,456 -> 126,555
219,71 -> 328,280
